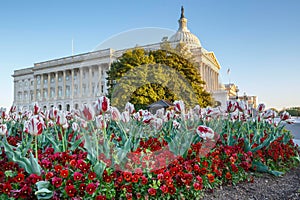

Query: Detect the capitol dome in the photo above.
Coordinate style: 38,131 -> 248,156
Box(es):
169,6 -> 201,48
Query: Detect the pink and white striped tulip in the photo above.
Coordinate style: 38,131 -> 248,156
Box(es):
56,111 -> 68,126
96,96 -> 110,114
196,125 -> 214,140
80,104 -> 94,121
24,116 -> 44,136
33,102 -> 41,115
121,111 -> 130,123
151,117 -> 163,130
125,102 -> 135,114
227,100 -> 237,113
280,111 -> 291,121
257,103 -> 265,113
110,107 -> 121,121
237,101 -> 247,112
95,115 -> 106,129
173,100 -> 185,113
0,124 -> 8,136
72,122 -> 79,132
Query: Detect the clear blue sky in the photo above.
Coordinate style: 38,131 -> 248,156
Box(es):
1,0 -> 299,110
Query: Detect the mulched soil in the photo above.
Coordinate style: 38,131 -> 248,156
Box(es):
202,166 -> 300,200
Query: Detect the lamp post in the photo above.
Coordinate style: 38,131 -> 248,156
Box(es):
235,87 -> 239,101
243,92 -> 248,107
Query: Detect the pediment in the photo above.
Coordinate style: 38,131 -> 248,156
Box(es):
205,52 -> 221,70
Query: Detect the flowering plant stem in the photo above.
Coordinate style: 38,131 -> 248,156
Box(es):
35,135 -> 38,160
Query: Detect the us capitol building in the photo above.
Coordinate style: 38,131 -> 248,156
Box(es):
12,7 -> 228,111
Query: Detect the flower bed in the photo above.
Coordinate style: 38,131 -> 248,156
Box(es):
0,98 -> 299,199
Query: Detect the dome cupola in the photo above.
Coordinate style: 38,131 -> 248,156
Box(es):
169,6 -> 201,48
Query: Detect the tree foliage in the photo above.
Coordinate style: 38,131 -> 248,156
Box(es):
107,46 -> 212,110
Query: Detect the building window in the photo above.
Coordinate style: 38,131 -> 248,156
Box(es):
74,74 -> 77,81
51,76 -> 55,83
31,81 -> 34,86
101,85 -> 104,93
74,85 -> 78,95
58,75 -> 62,82
30,92 -> 34,101
66,75 -> 69,81
37,90 -> 41,100
43,90 -> 48,98
37,76 -> 41,85
24,92 -> 28,100
83,84 -> 86,95
50,88 -> 55,98
44,78 -> 48,84
66,86 -> 70,97
25,81 -> 28,86
18,92 -> 22,101
58,87 -> 62,97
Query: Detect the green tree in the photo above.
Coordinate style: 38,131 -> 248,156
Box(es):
107,47 -> 212,110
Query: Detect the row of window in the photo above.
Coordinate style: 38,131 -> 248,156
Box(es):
17,85 -> 105,101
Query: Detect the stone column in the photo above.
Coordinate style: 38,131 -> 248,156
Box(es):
79,68 -> 83,97
33,76 -> 37,101
41,74 -> 44,100
48,74 -> 51,99
55,72 -> 58,99
89,67 -> 92,97
63,70 -> 66,99
71,69 -> 74,99
98,65 -> 102,95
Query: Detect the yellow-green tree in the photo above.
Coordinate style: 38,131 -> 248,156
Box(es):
107,47 -> 212,110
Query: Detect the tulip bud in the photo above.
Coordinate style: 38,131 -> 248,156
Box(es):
56,111 -> 68,126
125,102 -> 135,114
24,116 -> 44,136
48,107 -> 59,121
142,111 -> 153,124
110,107 -> 121,121
0,107 -> 6,119
151,117 -> 163,130
80,104 -> 94,121
9,105 -> 17,114
237,101 -> 247,112
0,124 -> 8,136
262,109 -> 277,119
96,96 -> 110,114
121,111 -> 130,123
226,100 -> 237,113
72,122 -> 79,132
95,115 -> 106,129
172,120 -> 181,129
173,100 -> 185,113
196,125 -> 214,140
33,102 -> 41,115
280,111 -> 291,121
155,108 -> 165,118
257,103 -> 265,113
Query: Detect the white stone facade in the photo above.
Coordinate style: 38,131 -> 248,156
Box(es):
12,7 -> 226,111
